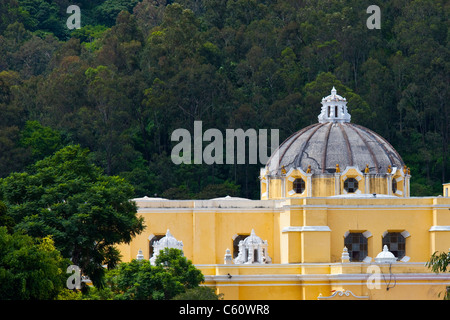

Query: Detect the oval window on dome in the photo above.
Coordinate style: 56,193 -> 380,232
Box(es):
344,177 -> 358,193
293,178 -> 305,194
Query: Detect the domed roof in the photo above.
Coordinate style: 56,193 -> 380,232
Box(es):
154,229 -> 183,249
242,229 -> 265,245
375,245 -> 397,263
265,88 -> 404,175
323,86 -> 346,102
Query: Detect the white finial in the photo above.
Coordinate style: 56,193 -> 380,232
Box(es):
375,245 -> 397,264
341,246 -> 350,263
136,248 -> 144,260
318,87 -> 351,123
224,248 -> 233,264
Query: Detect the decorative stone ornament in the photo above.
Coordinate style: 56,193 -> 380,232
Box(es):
150,229 -> 183,265
318,87 -> 351,123
341,247 -> 350,263
224,248 -> 233,264
234,229 -> 272,264
375,245 -> 397,264
136,248 -> 144,261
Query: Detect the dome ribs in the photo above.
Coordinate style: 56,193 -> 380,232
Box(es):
353,124 -> 404,168
321,123 -> 333,173
264,86 -> 406,177
353,124 -> 394,169
268,123 -> 318,170
348,124 -> 380,173
297,123 -> 326,170
338,123 -> 354,167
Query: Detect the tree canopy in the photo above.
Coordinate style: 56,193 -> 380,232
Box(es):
102,248 -> 206,300
0,226 -> 68,300
0,145 -> 145,287
0,0 -> 448,199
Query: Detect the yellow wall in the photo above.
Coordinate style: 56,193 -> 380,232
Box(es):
118,195 -> 450,300
265,169 -> 408,199
444,183 -> 450,198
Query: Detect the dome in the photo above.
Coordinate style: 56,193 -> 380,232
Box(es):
150,229 -> 184,265
265,88 -> 404,176
322,86 -> 346,102
242,229 -> 264,245
375,245 -> 397,263
154,229 -> 183,249
210,195 -> 250,201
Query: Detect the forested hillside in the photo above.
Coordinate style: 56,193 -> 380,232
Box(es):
0,0 -> 448,199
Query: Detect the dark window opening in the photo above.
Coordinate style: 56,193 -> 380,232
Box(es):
293,178 -> 305,194
344,232 -> 368,262
233,234 -> 249,258
344,177 -> 359,193
382,232 -> 405,260
149,234 -> 165,258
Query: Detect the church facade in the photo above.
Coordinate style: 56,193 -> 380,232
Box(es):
117,88 -> 450,300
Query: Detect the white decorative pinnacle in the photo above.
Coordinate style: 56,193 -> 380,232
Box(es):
374,245 -> 397,264
136,248 -> 144,260
341,246 -> 350,263
331,86 -> 337,95
150,229 -> 184,265
224,248 -> 233,264
318,87 -> 351,123
234,229 -> 272,264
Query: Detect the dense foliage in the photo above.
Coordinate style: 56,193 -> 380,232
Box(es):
76,248 -> 211,300
0,145 -> 145,287
105,248 -> 205,300
426,250 -> 450,299
0,226 -> 68,299
0,0 -> 448,200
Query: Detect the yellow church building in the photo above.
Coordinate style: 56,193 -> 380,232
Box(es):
118,88 -> 450,300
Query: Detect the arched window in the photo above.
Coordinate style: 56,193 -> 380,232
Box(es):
344,232 -> 368,262
233,234 -> 249,258
293,178 -> 305,194
392,178 -> 397,193
344,177 -> 359,193
149,234 -> 165,259
382,232 -> 405,260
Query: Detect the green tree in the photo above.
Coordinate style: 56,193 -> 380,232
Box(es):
0,145 -> 145,287
195,181 -> 241,199
0,227 -> 68,300
0,201 -> 15,233
105,248 -> 206,300
426,250 -> 450,299
20,120 -> 63,161
94,0 -> 140,27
